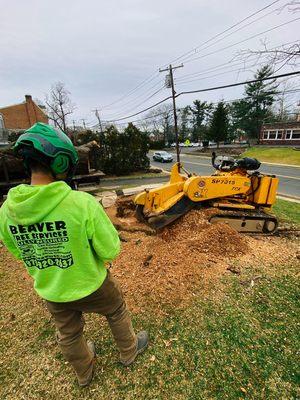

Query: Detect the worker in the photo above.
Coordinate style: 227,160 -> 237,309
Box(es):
0,122 -> 148,387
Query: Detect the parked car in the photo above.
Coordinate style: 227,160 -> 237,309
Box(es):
152,151 -> 174,163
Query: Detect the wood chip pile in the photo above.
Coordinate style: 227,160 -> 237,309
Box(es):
159,210 -> 249,256
110,203 -> 299,313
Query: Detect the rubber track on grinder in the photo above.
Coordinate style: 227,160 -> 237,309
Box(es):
209,211 -> 278,234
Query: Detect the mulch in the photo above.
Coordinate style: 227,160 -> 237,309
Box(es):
110,208 -> 299,313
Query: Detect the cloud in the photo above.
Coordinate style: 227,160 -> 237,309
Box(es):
0,0 -> 298,124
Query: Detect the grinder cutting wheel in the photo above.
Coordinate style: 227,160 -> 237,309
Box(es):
134,152 -> 279,234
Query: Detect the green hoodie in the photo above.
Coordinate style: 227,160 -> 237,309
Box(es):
0,182 -> 120,302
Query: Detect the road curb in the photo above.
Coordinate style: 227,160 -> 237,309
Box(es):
262,162 -> 300,168
277,194 -> 300,204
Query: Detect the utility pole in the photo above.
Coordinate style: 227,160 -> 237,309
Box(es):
72,120 -> 76,132
81,119 -> 86,130
159,63 -> 184,167
92,109 -> 103,133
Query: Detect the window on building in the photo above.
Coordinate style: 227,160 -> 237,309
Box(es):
291,130 -> 300,140
268,130 -> 276,139
276,130 -> 283,139
286,130 -> 292,139
263,131 -> 269,139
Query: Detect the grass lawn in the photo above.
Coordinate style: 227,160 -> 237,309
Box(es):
0,254 -> 299,400
102,171 -> 169,180
240,147 -> 300,166
273,198 -> 300,226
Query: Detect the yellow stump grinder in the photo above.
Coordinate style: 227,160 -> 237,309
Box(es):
134,153 -> 279,234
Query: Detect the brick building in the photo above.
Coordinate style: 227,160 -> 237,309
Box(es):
260,121 -> 300,146
0,95 -> 48,131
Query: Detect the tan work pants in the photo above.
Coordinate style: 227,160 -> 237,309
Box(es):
46,271 -> 137,384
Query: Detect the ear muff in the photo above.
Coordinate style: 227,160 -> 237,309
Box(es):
51,154 -> 70,175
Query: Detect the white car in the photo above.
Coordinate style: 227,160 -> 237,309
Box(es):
152,151 -> 174,163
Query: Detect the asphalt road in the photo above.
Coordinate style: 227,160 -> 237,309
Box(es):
150,152 -> 300,199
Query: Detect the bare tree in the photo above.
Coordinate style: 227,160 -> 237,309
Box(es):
272,80 -> 299,120
237,2 -> 300,69
45,82 -> 75,132
279,0 -> 300,13
137,118 -> 151,133
238,40 -> 300,71
144,104 -> 174,142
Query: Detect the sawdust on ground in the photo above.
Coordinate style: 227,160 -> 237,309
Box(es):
110,208 -> 299,313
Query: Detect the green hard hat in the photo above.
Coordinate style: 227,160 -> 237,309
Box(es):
14,122 -> 78,177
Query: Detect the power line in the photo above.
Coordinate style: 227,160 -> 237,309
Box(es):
103,95 -> 173,123
163,0 -> 282,66
102,70 -> 300,123
176,59 -> 300,86
177,7 -> 282,65
83,119 -> 98,128
177,71 -> 300,96
175,40 -> 300,82
113,88 -> 300,127
95,2 -> 292,120
102,85 -> 166,121
109,110 -> 174,127
219,88 -> 300,106
184,17 -> 300,64
273,50 -> 300,74
101,72 -> 160,110
95,3 -> 295,122
101,80 -> 164,119
176,63 -> 267,86
176,58 -> 259,82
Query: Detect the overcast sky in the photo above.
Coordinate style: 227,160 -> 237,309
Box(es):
1,0 -> 299,127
